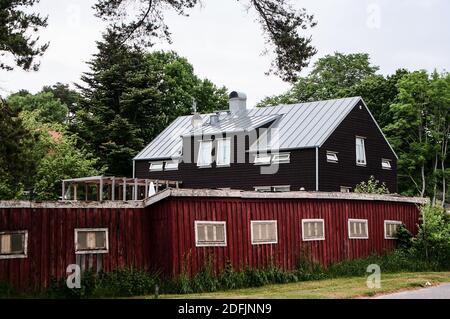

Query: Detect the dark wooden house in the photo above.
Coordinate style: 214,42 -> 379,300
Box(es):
134,92 -> 397,193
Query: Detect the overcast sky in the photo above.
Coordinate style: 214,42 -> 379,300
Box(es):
1,0 -> 449,106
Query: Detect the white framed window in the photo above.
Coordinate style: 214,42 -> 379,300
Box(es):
75,228 -> 109,254
254,186 -> 271,192
254,154 -> 271,165
340,186 -> 351,193
197,140 -> 213,167
356,137 -> 367,166
0,231 -> 28,259
272,185 -> 291,192
384,220 -> 402,239
382,159 -> 392,170
165,160 -> 179,171
302,219 -> 325,241
326,151 -> 339,163
216,138 -> 231,167
272,153 -> 290,164
149,162 -> 163,171
251,220 -> 278,245
348,219 -> 369,239
195,221 -> 227,247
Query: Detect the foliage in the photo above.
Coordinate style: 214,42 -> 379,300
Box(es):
258,52 -> 379,106
0,99 -> 36,199
94,0 -> 317,82
7,91 -> 69,124
0,0 -> 48,71
395,224 -> 413,250
73,31 -> 228,176
354,176 -> 390,194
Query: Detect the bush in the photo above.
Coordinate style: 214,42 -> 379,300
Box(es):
355,175 -> 389,194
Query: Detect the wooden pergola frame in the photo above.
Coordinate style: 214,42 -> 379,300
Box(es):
61,176 -> 181,201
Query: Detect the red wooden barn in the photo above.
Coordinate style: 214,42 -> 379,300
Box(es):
0,189 -> 425,290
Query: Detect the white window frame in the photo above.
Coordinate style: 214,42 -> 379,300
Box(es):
250,220 -> 278,245
356,136 -> 367,166
197,140 -> 213,168
254,186 -> 271,193
165,160 -> 179,171
382,159 -> 392,170
0,230 -> 28,259
74,228 -> 109,254
272,153 -> 290,164
326,151 -> 339,163
302,219 -> 325,241
149,162 -> 164,171
194,221 -> 227,247
348,219 -> 369,239
340,186 -> 352,193
254,154 -> 271,165
216,138 -> 231,167
272,185 -> 291,192
384,220 -> 402,240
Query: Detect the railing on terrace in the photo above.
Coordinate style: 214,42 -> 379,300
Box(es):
61,176 -> 181,201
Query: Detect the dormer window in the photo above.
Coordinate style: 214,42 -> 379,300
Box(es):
254,154 -> 271,165
326,151 -> 338,163
197,140 -> 213,167
382,159 -> 392,170
356,137 -> 367,166
149,162 -> 163,171
216,138 -> 231,167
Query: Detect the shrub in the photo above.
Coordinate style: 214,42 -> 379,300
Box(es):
355,175 -> 389,194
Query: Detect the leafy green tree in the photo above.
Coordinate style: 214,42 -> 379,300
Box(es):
41,83 -> 82,117
7,91 -> 68,124
258,52 -> 379,106
74,31 -> 228,176
0,0 -> 48,71
0,99 -> 36,199
19,110 -> 103,200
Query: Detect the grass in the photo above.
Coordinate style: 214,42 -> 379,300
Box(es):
148,272 -> 450,299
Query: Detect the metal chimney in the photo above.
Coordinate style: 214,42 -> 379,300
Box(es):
229,91 -> 247,116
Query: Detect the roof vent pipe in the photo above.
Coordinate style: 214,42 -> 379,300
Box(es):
229,91 -> 247,116
210,113 -> 220,126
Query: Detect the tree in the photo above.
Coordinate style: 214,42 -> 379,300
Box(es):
93,0 -> 317,82
19,110 -> 103,200
41,82 -> 82,117
257,52 -> 379,106
0,98 -> 36,199
73,31 -> 228,176
7,91 -> 68,124
0,0 -> 48,71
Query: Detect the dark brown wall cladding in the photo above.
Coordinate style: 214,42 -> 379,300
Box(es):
319,101 -> 397,192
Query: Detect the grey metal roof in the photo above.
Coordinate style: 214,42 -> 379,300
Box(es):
134,96 -> 397,160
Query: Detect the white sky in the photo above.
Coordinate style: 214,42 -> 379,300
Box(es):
1,0 -> 449,107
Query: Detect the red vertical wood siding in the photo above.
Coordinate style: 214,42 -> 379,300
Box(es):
0,197 -> 420,290
154,198 -> 420,276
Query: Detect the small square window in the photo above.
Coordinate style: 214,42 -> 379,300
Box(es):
254,186 -> 271,193
195,221 -> 227,247
326,151 -> 339,163
385,220 -> 402,239
251,221 -> 278,245
0,231 -> 28,259
340,186 -> 351,193
272,153 -> 290,164
75,228 -> 109,254
382,159 -> 392,170
165,160 -> 179,170
302,219 -> 325,241
254,154 -> 271,165
149,162 -> 163,171
348,219 -> 368,239
272,185 -> 290,192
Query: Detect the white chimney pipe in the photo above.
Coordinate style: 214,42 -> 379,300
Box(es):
229,91 -> 247,116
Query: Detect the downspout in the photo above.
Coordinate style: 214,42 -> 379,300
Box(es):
132,160 -> 136,178
315,147 -> 319,191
